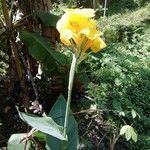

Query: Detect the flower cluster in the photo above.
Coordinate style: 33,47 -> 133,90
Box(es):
56,8 -> 106,57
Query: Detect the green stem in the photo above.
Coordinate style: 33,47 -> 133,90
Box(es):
64,53 -> 77,138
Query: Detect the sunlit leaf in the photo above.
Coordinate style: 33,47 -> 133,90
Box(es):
120,125 -> 129,135
18,110 -> 65,140
120,125 -> 138,142
131,109 -> 137,118
125,128 -> 131,141
7,134 -> 31,150
130,127 -> 138,142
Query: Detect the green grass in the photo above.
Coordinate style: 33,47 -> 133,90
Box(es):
98,4 -> 150,30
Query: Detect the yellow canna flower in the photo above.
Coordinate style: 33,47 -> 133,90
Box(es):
56,8 -> 106,57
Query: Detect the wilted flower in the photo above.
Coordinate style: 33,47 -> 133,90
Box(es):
56,8 -> 106,57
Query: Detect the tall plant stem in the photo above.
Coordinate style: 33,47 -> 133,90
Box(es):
64,53 -> 77,138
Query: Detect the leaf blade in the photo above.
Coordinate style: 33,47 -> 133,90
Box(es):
47,95 -> 79,150
32,12 -> 60,27
18,111 -> 65,140
7,134 -> 31,150
20,31 -> 69,71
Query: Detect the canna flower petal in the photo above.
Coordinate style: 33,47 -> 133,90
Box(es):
65,8 -> 95,18
91,37 -> 107,53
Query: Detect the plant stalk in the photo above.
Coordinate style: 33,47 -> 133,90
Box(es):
64,53 -> 77,138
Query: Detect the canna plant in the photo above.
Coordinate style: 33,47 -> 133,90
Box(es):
7,9 -> 106,150
56,8 -> 106,138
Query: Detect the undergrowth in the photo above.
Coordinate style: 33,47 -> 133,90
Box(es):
82,4 -> 150,149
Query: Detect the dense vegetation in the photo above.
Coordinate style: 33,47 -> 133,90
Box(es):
0,0 -> 150,149
86,4 -> 150,149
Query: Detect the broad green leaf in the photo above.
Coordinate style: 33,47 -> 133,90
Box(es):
120,125 -> 130,135
18,111 -> 65,140
32,12 -> 60,27
130,127 -> 138,142
7,134 -> 31,150
47,95 -> 79,150
20,31 -> 69,71
120,125 -> 138,142
131,109 -> 137,118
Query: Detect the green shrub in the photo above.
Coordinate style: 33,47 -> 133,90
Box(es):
83,10 -> 150,148
107,0 -> 149,15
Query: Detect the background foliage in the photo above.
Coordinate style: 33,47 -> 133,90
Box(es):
83,3 -> 150,149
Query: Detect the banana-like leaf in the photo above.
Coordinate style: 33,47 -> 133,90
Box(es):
32,12 -> 60,27
20,31 -> 69,72
18,111 -> 66,140
47,95 -> 79,150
